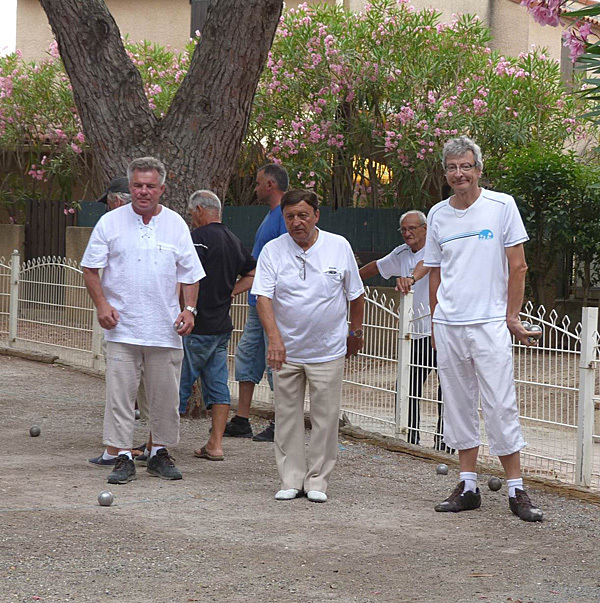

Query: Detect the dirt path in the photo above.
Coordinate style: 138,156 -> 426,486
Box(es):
1,355 -> 600,603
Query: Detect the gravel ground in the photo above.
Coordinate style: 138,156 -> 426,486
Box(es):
1,354 -> 600,603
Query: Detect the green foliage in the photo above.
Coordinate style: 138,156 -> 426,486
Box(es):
490,143 -> 600,306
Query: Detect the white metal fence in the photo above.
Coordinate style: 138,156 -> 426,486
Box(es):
1,250 -> 599,491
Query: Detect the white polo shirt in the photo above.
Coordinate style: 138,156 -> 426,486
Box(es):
252,229 -> 364,363
81,203 -> 205,348
376,244 -> 430,338
423,188 -> 528,325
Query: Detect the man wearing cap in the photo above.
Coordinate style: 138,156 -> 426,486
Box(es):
96,176 -> 131,210
359,210 -> 451,452
82,157 -> 205,485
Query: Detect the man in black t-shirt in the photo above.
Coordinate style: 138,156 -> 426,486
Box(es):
179,190 -> 256,460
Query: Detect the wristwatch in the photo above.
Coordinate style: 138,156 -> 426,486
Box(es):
408,274 -> 416,285
349,329 -> 363,339
184,306 -> 197,317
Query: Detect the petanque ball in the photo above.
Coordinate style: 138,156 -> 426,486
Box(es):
527,325 -> 543,339
436,463 -> 448,475
521,320 -> 531,330
98,491 -> 114,506
488,476 -> 502,491
135,409 -> 141,420
29,425 -> 41,437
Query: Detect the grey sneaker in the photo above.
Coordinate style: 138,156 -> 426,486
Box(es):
107,454 -> 136,484
146,448 -> 182,480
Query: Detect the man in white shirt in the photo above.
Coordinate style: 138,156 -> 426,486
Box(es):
424,136 -> 543,522
82,157 -> 205,485
253,189 -> 365,503
359,210 -> 451,452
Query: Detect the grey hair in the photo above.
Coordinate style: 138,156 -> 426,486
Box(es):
188,189 -> 222,214
399,210 -> 426,226
107,191 -> 131,204
442,136 -> 483,170
127,156 -> 167,184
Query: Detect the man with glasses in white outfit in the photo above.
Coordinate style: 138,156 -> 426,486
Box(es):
424,136 -> 543,522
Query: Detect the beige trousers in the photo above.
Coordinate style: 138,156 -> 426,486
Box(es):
104,342 -> 183,449
273,356 -> 345,493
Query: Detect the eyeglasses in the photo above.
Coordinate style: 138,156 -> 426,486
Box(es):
399,224 -> 425,234
296,254 -> 306,280
444,163 -> 476,173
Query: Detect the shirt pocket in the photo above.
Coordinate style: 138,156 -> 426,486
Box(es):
155,242 -> 178,276
321,268 -> 344,294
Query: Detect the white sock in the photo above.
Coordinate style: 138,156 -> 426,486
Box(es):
150,446 -> 165,458
507,478 -> 523,498
118,450 -> 133,460
101,450 -> 117,461
460,472 -> 478,493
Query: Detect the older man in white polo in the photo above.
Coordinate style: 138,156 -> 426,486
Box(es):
253,189 -> 365,503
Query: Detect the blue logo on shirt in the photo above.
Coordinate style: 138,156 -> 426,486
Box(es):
440,229 -> 495,245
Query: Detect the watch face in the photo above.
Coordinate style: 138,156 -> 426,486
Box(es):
353,329 -> 363,338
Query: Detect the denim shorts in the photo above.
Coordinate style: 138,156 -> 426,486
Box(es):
179,331 -> 231,414
234,304 -> 273,388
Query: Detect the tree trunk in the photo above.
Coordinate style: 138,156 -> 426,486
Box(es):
38,0 -> 283,215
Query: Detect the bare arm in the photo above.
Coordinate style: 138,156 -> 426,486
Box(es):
232,269 -> 256,298
428,267 -> 441,349
395,260 -> 431,294
175,281 -> 200,336
505,244 -> 532,346
346,294 -> 365,357
82,267 -> 119,329
256,295 -> 286,371
359,261 -> 380,281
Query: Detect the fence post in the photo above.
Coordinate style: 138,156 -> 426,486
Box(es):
8,249 -> 19,344
575,306 -> 597,487
91,308 -> 104,371
395,291 -> 412,439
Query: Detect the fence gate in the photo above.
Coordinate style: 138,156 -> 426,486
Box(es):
25,199 -> 76,261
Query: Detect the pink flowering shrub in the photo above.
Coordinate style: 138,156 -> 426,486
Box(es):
245,0 -> 595,208
0,35 -> 198,221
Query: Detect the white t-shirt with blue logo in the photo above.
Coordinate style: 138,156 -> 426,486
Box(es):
423,188 -> 528,326
376,244 -> 430,338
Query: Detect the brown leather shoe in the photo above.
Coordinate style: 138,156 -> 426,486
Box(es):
435,481 -> 481,513
509,488 -> 543,522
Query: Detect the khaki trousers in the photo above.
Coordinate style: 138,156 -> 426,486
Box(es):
104,342 -> 183,449
102,336 -> 149,420
273,356 -> 345,493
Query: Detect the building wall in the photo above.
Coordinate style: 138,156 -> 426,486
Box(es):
16,0 -> 191,62
16,0 -> 580,64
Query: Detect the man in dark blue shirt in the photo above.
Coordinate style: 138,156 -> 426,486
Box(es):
179,190 -> 256,460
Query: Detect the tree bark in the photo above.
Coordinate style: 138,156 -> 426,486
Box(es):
38,0 -> 283,214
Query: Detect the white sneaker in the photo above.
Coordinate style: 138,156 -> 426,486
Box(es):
275,488 -> 300,501
306,490 -> 327,503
